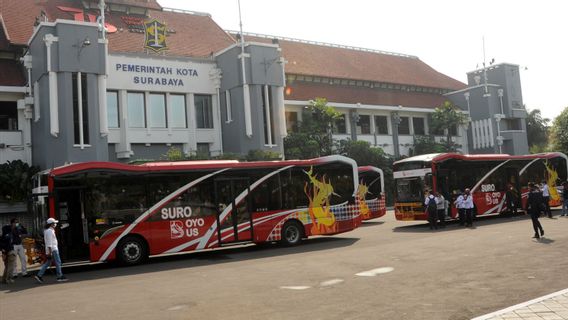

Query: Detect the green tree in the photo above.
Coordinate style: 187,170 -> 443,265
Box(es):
526,109 -> 550,152
335,140 -> 395,205
412,135 -> 447,155
284,98 -> 341,159
430,100 -> 469,151
549,106 -> 568,154
245,150 -> 282,161
164,146 -> 187,161
0,160 -> 40,203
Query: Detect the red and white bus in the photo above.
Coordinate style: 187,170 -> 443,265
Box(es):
393,152 -> 568,221
30,156 -> 361,265
357,166 -> 386,220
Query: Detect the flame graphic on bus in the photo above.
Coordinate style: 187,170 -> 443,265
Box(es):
304,167 -> 337,234
357,183 -> 371,219
545,161 -> 561,206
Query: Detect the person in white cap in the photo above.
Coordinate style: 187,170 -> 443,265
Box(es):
34,218 -> 68,283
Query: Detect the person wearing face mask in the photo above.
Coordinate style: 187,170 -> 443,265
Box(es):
1,223 -> 17,284
9,218 -> 28,277
34,218 -> 68,283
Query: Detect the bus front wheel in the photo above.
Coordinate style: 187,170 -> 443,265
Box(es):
281,221 -> 303,246
117,236 -> 148,265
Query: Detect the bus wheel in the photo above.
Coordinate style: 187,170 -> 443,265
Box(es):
117,236 -> 147,265
281,221 -> 303,246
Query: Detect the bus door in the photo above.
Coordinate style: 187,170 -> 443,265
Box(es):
506,167 -> 521,209
54,187 -> 90,261
214,178 -> 252,244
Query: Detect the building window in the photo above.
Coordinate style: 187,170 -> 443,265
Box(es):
374,115 -> 388,135
170,94 -> 186,128
450,124 -> 458,136
148,93 -> 166,128
196,143 -> 210,157
332,114 -> 347,134
127,92 -> 145,128
285,111 -> 298,133
398,117 -> 410,135
357,115 -> 371,134
413,117 -> 425,135
262,85 -> 275,145
72,72 -> 89,145
195,95 -> 213,129
107,91 -> 119,128
0,102 -> 18,130
505,118 -> 522,130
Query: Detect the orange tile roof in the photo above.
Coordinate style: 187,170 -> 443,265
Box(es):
285,81 -> 448,109
0,0 -> 43,46
1,0 -> 235,57
242,33 -> 465,91
104,0 -> 161,10
106,10 -> 235,58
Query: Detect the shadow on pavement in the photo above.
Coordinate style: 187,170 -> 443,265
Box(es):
536,237 -> 555,244
391,211 -> 546,233
361,221 -> 385,227
0,236 -> 359,293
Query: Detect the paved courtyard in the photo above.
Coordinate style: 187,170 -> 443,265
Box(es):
1,210 -> 567,320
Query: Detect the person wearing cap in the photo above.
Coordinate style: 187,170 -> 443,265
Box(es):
34,218 -> 68,283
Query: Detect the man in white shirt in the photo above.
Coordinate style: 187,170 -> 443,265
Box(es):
463,188 -> 475,227
541,181 -> 552,218
35,218 -> 68,283
454,191 -> 465,226
435,193 -> 446,228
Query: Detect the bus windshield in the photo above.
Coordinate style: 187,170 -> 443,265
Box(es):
396,178 -> 424,202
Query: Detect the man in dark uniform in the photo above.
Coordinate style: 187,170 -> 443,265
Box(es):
561,181 -> 568,217
526,183 -> 545,239
505,184 -> 518,215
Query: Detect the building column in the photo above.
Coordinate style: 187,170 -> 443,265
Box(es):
116,90 -> 131,158
350,108 -> 359,141
391,112 -> 401,158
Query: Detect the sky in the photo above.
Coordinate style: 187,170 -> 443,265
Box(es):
159,0 -> 568,122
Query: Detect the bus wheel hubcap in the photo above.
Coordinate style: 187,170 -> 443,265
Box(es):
124,243 -> 140,260
286,227 -> 299,242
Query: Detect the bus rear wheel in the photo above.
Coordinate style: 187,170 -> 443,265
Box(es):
117,236 -> 148,265
281,221 -> 303,246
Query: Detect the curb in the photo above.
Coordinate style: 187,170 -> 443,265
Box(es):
471,288 -> 568,320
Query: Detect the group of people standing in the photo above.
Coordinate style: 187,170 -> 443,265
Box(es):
1,217 -> 67,284
425,180 -> 568,238
425,189 -> 475,230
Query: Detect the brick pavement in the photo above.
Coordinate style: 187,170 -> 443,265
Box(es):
472,288 -> 568,320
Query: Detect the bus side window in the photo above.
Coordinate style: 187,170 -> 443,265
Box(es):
251,175 -> 282,212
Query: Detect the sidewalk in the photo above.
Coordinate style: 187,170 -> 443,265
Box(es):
472,288 -> 568,320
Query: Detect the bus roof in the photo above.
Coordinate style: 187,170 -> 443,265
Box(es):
394,152 -> 567,166
358,166 -> 382,174
47,155 -> 357,177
